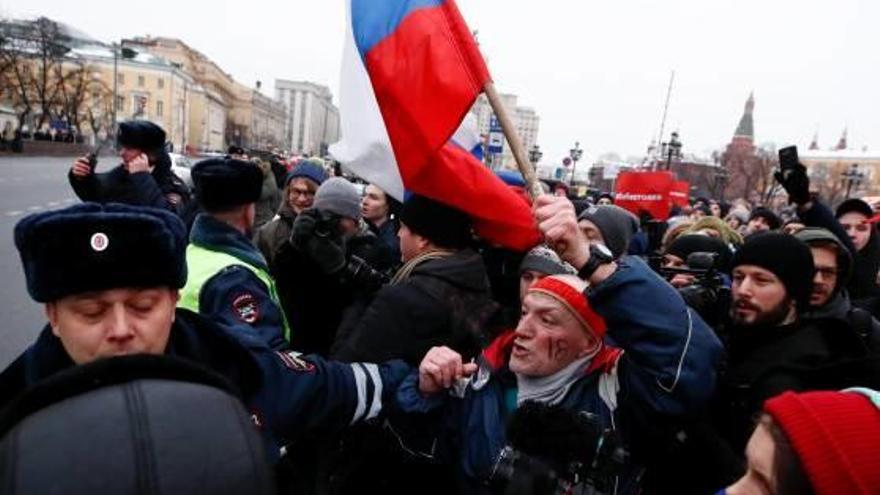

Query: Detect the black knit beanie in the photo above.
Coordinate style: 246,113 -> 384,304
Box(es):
731,232 -> 814,308
835,198 -> 873,219
399,195 -> 472,249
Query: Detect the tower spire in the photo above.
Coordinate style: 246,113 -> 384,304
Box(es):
734,91 -> 754,140
835,128 -> 848,150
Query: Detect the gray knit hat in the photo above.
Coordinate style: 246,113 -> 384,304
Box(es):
577,205 -> 639,259
520,246 -> 577,276
313,178 -> 361,220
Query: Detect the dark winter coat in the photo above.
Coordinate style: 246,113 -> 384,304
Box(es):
713,318 -> 877,455
255,203 -> 392,356
804,290 -> 880,354
68,160 -> 190,217
254,199 -> 296,270
332,250 -> 498,365
0,310 -> 410,460
850,231 -> 880,306
367,218 -> 401,265
254,162 -> 281,230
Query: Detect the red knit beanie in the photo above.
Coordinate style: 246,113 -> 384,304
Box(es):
528,276 -> 607,338
763,390 -> 880,495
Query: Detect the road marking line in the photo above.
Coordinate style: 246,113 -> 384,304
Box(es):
5,211 -> 22,217
27,206 -> 41,211
47,201 -> 60,207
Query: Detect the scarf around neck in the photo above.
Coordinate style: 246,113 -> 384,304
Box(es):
390,249 -> 453,285
516,355 -> 592,406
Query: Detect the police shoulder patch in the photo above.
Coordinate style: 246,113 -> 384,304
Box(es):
232,293 -> 260,324
276,350 -> 316,373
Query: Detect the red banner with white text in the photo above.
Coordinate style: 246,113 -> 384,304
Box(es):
670,180 -> 691,208
614,171 -> 675,220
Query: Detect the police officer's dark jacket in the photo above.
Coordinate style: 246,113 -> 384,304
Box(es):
0,308 -> 410,459
68,154 -> 190,217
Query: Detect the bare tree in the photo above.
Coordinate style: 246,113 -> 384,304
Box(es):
809,160 -> 850,206
85,79 -> 114,142
755,147 -> 778,203
0,17 -> 70,132
54,60 -> 95,133
0,30 -> 35,131
30,18 -> 69,130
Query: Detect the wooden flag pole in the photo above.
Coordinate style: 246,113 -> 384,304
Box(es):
483,82 -> 544,200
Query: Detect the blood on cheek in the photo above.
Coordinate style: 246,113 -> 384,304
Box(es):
548,337 -> 571,362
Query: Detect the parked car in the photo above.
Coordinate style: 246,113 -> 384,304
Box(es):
170,153 -> 194,188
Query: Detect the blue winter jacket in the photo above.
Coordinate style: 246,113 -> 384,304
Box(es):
396,256 -> 723,494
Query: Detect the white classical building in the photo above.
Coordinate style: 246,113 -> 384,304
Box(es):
275,79 -> 340,156
469,92 -> 540,169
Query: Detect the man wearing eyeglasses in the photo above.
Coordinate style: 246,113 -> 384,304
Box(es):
795,227 -> 880,352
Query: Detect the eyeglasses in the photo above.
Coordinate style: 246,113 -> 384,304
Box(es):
290,188 -> 315,198
814,267 -> 839,279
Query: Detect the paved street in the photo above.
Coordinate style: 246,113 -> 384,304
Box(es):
0,155 -> 83,368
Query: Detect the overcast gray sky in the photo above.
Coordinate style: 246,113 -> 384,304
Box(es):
3,0 -> 877,165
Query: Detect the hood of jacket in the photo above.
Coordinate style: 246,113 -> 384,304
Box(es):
795,227 -> 853,286
803,290 -> 852,322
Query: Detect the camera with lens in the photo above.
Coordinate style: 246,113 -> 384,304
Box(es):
654,251 -> 730,327
311,210 -> 392,291
312,209 -> 342,239
342,254 -> 392,292
486,401 -> 629,495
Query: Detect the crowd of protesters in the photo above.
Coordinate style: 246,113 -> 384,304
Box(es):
0,121 -> 877,495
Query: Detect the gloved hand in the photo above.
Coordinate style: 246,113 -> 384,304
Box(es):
774,162 -> 811,205
290,208 -> 347,274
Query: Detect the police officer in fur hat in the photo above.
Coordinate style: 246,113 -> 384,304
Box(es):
179,158 -> 291,349
0,202 -> 410,464
69,120 -> 190,216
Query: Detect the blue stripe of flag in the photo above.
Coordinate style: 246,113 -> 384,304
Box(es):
351,0 -> 444,58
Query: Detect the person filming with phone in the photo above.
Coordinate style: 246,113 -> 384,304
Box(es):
69,120 -> 190,217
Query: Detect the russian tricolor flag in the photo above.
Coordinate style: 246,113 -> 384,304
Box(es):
330,0 -> 540,251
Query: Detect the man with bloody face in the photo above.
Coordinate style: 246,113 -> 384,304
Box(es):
394,195 -> 723,494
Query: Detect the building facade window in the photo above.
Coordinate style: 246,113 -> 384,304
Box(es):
116,95 -> 125,111
117,73 -> 124,85
138,75 -> 145,87
157,78 -> 164,89
157,101 -> 164,117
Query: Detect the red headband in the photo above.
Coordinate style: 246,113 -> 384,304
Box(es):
528,277 -> 607,338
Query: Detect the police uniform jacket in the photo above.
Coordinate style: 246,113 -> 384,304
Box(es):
180,214 -> 290,350
0,309 -> 409,459
68,162 -> 190,217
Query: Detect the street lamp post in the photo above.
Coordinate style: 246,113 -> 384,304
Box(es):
662,131 -> 682,171
528,144 -> 543,170
569,141 -> 583,187
714,167 -> 729,201
112,42 -> 118,133
841,163 -> 864,199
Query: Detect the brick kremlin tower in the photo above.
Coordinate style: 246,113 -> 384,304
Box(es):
722,92 -> 762,200
732,92 -> 756,149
